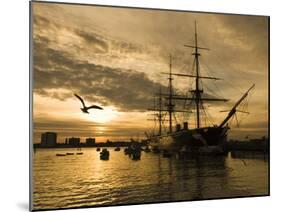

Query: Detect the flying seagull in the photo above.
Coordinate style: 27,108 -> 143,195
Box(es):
74,93 -> 103,114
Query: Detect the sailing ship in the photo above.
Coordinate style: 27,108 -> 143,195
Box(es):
147,22 -> 255,154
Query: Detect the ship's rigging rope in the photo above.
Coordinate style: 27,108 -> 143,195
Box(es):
199,48 -> 244,96
200,57 -> 226,99
178,40 -> 253,128
150,33 -> 254,132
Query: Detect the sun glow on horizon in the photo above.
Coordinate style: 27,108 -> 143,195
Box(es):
82,106 -> 120,124
34,94 -> 122,123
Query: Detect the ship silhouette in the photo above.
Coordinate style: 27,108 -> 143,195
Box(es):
147,22 -> 255,155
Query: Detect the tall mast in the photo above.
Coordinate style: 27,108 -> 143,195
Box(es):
194,21 -> 201,128
168,55 -> 174,133
160,21 -> 231,130
158,86 -> 162,135
147,91 -> 163,136
147,70 -> 191,135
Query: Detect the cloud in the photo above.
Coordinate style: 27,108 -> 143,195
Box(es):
33,32 -> 165,111
31,2 -> 269,140
32,8 -> 268,114
75,30 -> 109,53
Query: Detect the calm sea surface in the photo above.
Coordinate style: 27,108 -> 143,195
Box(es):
32,148 -> 268,210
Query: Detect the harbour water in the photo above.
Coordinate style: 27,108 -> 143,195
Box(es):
32,148 -> 268,210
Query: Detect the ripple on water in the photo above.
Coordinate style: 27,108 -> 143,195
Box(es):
32,149 -> 268,210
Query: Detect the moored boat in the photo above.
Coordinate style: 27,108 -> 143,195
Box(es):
56,153 -> 66,157
147,22 -> 255,155
66,152 -> 74,155
100,148 -> 110,160
114,147 -> 121,151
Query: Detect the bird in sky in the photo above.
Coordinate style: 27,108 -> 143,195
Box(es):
74,93 -> 103,114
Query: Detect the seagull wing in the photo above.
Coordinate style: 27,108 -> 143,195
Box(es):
87,105 -> 103,110
74,93 -> 85,107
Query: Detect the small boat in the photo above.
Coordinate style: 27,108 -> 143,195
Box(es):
114,147 -> 121,151
96,147 -> 101,152
100,148 -> 109,160
56,153 -> 66,157
76,152 -> 83,155
66,152 -> 74,155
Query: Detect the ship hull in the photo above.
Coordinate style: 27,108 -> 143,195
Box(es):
149,126 -> 228,154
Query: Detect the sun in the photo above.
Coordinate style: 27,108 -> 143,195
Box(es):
83,106 -> 119,123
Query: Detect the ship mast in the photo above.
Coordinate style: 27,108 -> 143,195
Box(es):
148,56 -> 191,134
147,87 -> 163,136
168,55 -> 174,133
150,22 -> 252,132
194,22 -> 201,128
158,86 -> 163,135
161,21 -> 228,129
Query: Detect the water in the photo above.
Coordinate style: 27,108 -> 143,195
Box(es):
32,148 -> 268,210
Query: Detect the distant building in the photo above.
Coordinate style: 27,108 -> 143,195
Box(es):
41,132 -> 57,147
86,137 -> 95,145
68,137 -> 80,146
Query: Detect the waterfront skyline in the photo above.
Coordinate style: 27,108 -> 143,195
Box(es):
32,2 -> 269,143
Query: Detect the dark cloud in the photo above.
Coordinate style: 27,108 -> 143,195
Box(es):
33,34 -> 165,111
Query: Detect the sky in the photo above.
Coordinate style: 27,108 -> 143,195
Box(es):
32,2 -> 269,143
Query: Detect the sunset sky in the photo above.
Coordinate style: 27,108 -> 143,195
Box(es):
32,2 -> 269,143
